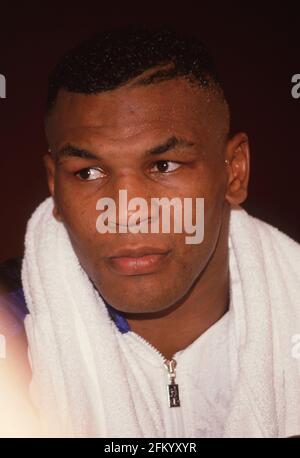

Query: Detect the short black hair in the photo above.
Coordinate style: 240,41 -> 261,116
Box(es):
46,25 -> 225,115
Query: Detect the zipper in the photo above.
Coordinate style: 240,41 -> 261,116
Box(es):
164,359 -> 180,407
128,331 -> 185,437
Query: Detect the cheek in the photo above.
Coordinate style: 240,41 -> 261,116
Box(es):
199,161 -> 227,225
174,215 -> 221,280
54,181 -> 101,253
174,172 -> 226,275
179,166 -> 226,239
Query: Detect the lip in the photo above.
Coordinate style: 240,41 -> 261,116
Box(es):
106,246 -> 171,275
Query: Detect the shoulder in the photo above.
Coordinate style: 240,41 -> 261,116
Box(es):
248,212 -> 300,273
231,206 -> 300,266
0,257 -> 29,336
0,257 -> 23,292
0,257 -> 31,392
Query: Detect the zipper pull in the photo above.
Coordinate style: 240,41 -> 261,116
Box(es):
164,359 -> 181,407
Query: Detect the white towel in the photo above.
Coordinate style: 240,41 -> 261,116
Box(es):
22,197 -> 300,438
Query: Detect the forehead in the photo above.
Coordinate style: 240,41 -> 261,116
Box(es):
46,78 -> 223,148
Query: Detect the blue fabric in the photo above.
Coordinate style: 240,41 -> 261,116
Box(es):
6,288 -> 28,320
105,303 -> 131,334
0,288 -> 29,337
0,286 -> 131,336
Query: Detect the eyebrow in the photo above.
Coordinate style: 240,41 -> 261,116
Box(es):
56,144 -> 99,161
146,136 -> 195,155
55,136 -> 195,161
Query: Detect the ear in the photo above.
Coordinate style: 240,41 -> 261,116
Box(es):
43,153 -> 62,222
224,132 -> 250,206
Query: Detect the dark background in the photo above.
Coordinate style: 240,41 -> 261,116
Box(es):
0,2 -> 299,262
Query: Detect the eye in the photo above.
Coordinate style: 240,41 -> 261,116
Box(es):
75,167 -> 105,181
150,160 -> 182,174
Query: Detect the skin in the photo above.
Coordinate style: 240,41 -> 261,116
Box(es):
44,73 -> 250,360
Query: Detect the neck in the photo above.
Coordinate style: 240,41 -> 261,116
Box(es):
125,211 -> 231,361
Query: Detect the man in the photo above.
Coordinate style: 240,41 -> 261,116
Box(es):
0,26 -> 300,438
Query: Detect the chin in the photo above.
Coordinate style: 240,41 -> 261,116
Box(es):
90,260 -> 196,315
98,280 -> 187,316
103,294 -> 170,315
115,302 -> 170,315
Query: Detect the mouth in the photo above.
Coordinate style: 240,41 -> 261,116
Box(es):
106,246 -> 171,276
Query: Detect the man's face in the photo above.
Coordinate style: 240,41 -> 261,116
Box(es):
45,78 -> 231,313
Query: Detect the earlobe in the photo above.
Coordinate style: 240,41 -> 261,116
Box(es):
224,133 -> 250,206
52,206 -> 62,222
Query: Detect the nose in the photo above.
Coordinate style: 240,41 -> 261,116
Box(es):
107,173 -> 159,229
